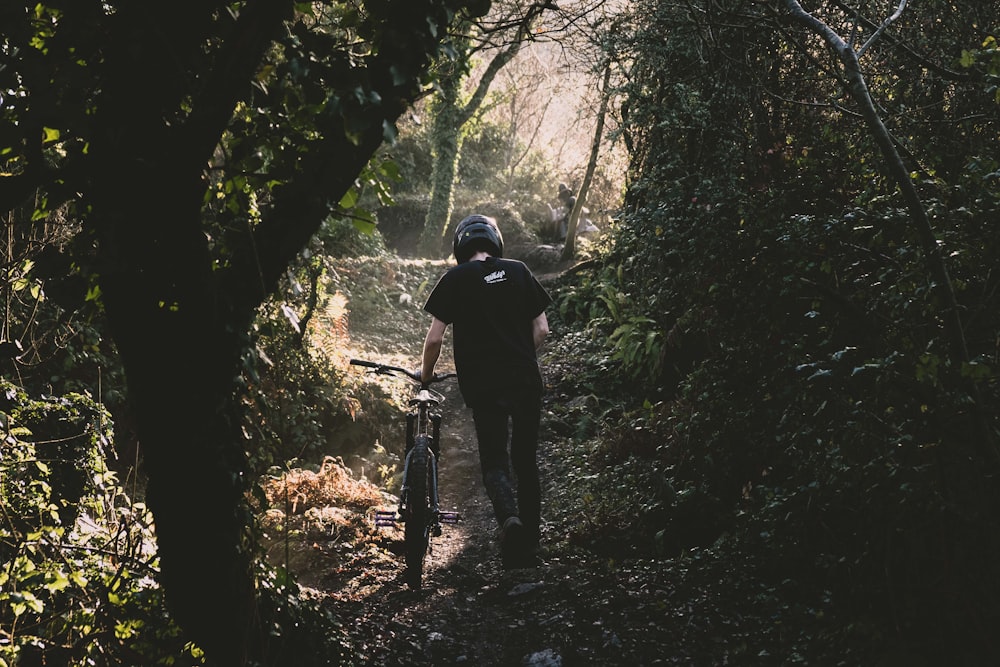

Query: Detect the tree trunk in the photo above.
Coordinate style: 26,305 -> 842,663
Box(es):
781,0 -> 966,360
90,159 -> 258,667
562,61 -> 612,262
80,2 -> 461,663
86,6 -> 268,663
417,8 -> 544,257
420,67 -> 465,257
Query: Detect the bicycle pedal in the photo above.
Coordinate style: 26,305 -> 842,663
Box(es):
374,510 -> 398,527
438,511 -> 461,524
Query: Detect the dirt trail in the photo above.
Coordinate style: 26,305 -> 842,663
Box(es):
324,354 -> 558,664
325,370 -> 683,665
308,256 -> 685,666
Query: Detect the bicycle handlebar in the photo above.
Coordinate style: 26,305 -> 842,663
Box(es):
349,358 -> 457,387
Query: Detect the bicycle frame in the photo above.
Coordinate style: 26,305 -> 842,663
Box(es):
349,359 -> 458,588
400,387 -> 442,517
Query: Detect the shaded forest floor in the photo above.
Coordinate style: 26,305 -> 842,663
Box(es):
262,255 -> 748,666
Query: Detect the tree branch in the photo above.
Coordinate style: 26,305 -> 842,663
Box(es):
857,0 -> 907,58
185,1 -> 295,167
459,2 -> 553,124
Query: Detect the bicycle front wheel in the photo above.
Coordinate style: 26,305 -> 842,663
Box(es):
403,435 -> 431,589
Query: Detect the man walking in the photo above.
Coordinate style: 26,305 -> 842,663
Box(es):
421,214 -> 551,568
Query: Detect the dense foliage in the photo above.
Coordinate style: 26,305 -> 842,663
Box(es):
5,0 -> 1000,663
547,0 -> 1000,662
0,382 -> 196,665
2,0 -> 488,663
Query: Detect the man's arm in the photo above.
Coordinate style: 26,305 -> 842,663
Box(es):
532,312 -> 550,350
421,317 -> 447,383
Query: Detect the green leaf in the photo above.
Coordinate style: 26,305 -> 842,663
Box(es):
960,361 -> 992,380
45,571 -> 70,593
10,591 -> 44,616
339,188 -> 358,209
351,215 -> 377,236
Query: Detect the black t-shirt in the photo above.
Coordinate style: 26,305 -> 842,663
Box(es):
424,257 -> 551,407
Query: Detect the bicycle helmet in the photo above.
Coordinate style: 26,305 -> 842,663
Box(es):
453,214 -> 504,264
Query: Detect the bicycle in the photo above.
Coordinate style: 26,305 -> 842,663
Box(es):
349,358 -> 460,589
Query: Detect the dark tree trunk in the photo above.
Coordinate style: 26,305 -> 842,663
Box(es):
82,4 -> 281,662
89,82 -> 262,667
77,1 -> 462,663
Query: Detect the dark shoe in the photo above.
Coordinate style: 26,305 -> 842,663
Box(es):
501,516 -> 532,569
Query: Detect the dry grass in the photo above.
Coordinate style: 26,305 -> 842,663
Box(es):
262,455 -> 385,514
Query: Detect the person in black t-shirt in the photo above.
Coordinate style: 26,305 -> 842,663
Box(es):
421,214 -> 551,568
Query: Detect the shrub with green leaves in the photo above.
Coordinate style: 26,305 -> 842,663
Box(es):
0,378 -> 356,666
0,380 -> 202,666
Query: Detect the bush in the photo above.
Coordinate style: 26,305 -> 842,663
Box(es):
0,380 -> 202,666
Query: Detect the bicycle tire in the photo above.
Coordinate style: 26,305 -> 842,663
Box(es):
403,435 -> 431,589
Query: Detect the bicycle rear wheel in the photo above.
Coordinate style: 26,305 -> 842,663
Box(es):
403,435 -> 431,589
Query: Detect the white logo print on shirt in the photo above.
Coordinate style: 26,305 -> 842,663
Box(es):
484,269 -> 507,284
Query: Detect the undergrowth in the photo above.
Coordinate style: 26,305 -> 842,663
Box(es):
540,182 -> 1000,664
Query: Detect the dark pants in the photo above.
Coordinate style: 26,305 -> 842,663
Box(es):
471,392 -> 542,543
